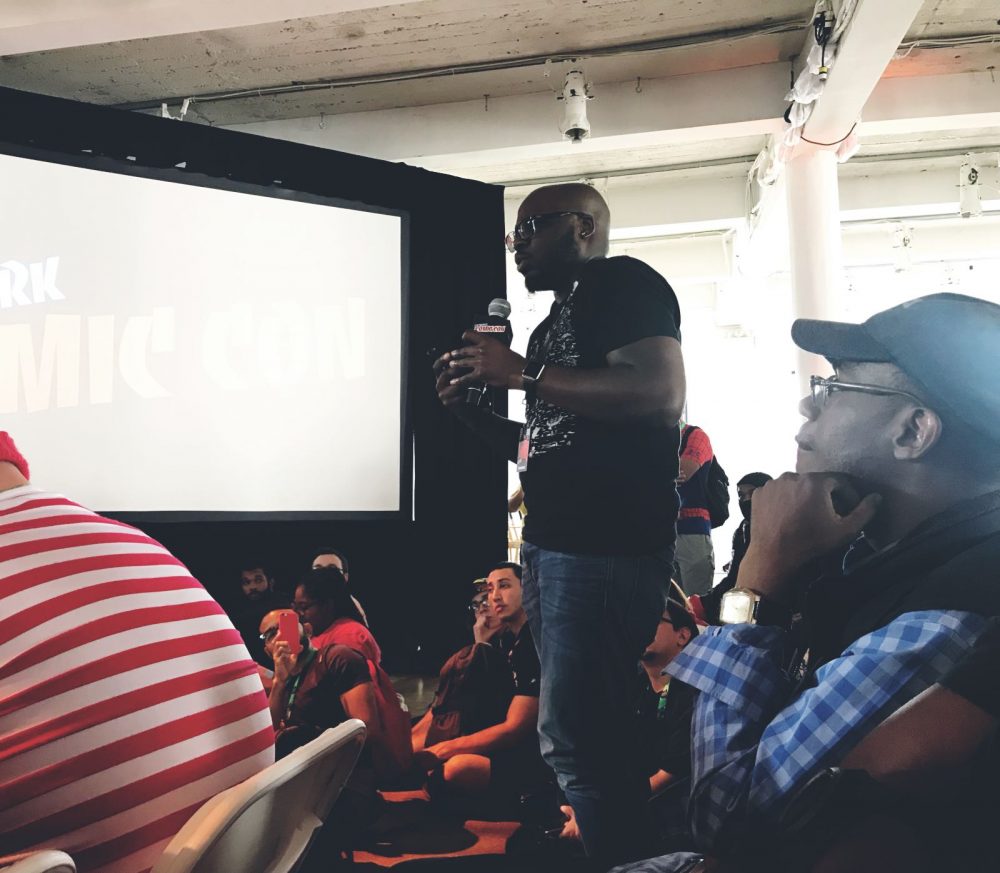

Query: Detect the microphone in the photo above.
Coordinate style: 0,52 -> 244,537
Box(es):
464,298 -> 513,407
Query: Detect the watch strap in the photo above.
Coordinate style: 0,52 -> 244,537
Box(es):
752,596 -> 793,629
522,360 -> 546,402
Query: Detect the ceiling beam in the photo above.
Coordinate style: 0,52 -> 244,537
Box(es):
232,63 -> 791,168
228,62 -> 1000,187
0,0 -> 429,56
802,0 -> 925,146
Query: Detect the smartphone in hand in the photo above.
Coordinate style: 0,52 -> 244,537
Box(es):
276,611 -> 303,657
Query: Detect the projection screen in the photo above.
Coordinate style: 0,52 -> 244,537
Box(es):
0,150 -> 408,518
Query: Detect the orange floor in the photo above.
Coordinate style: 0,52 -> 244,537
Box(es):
354,790 -> 520,867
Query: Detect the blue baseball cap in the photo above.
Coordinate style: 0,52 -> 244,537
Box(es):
792,293 -> 1000,444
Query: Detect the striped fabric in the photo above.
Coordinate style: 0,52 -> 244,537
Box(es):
0,485 -> 275,873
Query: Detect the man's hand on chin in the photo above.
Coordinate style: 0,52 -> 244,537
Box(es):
737,472 -> 882,605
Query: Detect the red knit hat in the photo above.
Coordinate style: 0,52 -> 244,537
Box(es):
0,432 -> 30,480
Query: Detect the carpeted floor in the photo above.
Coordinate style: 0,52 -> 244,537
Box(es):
351,789 -> 582,872
364,680 -> 582,871
353,790 -> 519,869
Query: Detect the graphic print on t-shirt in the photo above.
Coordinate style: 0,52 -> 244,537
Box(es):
525,301 -> 580,458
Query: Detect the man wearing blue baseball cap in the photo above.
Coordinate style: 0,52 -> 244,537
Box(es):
616,293 -> 1000,873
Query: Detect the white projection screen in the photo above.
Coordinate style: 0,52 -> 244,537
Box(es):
0,150 -> 409,518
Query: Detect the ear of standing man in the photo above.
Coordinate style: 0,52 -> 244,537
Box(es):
434,183 -> 685,867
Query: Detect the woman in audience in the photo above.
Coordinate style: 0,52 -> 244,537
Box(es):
294,566 -> 383,663
293,569 -> 412,781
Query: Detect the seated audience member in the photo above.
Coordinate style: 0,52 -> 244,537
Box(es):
0,432 -> 273,872
416,563 -> 548,807
233,561 -> 288,664
562,599 -> 698,850
841,616 -> 1000,787
637,601 -> 699,803
262,609 -> 375,754
694,473 -> 772,624
791,616 -> 1000,873
616,294 -> 1000,873
261,608 -> 396,860
311,546 -> 369,626
292,576 -> 411,776
295,567 -> 381,663
411,586 -> 512,753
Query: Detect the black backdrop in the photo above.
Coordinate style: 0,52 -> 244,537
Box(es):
0,86 -> 509,672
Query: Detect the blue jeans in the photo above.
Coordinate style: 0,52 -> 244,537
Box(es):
520,541 -> 675,867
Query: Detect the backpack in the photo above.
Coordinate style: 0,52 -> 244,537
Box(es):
680,426 -> 730,528
368,660 -> 414,780
424,642 -> 515,746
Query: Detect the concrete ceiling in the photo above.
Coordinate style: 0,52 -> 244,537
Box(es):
0,1 -> 833,123
0,0 -> 995,126
0,1 -> 995,127
0,0 -> 996,184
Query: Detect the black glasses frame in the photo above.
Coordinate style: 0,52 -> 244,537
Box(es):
505,211 -> 592,253
809,375 -> 926,408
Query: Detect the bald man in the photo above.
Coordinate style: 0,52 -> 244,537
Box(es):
434,183 -> 685,865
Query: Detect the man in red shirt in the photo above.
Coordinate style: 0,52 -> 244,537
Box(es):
675,423 -> 716,596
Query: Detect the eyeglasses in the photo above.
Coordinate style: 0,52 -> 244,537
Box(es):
468,598 -> 492,615
259,625 -> 279,643
505,211 -> 592,253
809,375 -> 926,409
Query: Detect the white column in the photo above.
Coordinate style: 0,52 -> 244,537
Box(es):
785,147 -> 843,393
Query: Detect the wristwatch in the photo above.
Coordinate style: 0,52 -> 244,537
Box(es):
521,360 -> 547,402
719,587 -> 792,628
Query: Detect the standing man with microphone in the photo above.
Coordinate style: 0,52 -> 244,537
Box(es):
433,183 -> 685,868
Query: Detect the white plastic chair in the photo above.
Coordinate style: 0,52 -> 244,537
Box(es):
0,852 -> 75,873
151,720 -> 366,873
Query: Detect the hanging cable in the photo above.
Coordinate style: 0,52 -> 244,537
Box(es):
813,6 -> 835,81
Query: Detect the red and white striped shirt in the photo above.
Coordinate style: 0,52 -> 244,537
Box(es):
0,485 -> 275,873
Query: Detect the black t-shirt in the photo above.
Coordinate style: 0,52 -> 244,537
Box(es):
520,256 -> 682,555
497,624 -> 540,698
633,671 -> 695,778
284,643 -> 372,732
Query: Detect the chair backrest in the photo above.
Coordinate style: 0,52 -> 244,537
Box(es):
151,720 -> 366,873
1,851 -> 76,873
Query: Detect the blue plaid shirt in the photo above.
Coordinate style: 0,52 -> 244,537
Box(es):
667,609 -> 990,851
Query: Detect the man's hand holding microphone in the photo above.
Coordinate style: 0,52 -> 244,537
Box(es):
433,298 -> 522,410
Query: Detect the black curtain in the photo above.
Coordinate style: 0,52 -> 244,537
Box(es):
0,86 -> 509,672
